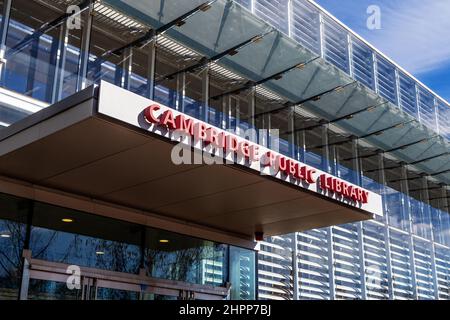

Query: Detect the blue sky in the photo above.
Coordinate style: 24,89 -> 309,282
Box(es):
314,0 -> 450,102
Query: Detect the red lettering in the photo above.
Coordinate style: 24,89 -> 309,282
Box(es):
335,180 -> 342,193
174,115 -> 194,135
293,163 -> 302,180
279,156 -> 288,173
143,104 -> 160,124
238,141 -> 251,159
320,174 -> 327,189
288,160 -> 296,176
362,191 -> 369,204
205,127 -> 219,145
262,151 -> 277,168
249,145 -> 259,161
160,110 -> 176,129
225,135 -> 239,152
342,182 -> 349,198
350,186 -> 358,201
194,122 -> 207,140
357,188 -> 363,202
306,169 -> 316,184
299,166 -> 307,180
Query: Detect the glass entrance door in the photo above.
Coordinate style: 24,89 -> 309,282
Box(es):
23,258 -> 229,300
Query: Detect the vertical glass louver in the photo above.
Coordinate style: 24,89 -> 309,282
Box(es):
375,56 -> 397,104
233,0 -> 252,10
254,0 -> 290,35
258,236 -> 293,300
322,17 -> 350,74
435,245 -> 450,299
437,100 -> 450,139
297,229 -> 331,299
290,0 -> 321,54
417,88 -> 438,131
413,239 -> 435,299
398,72 -> 418,118
389,230 -> 414,299
332,224 -> 362,299
351,38 -> 375,90
238,0 -> 450,135
362,221 -> 389,299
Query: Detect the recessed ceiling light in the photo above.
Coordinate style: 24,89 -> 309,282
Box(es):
159,239 -> 169,243
96,251 -> 105,255
61,218 -> 74,223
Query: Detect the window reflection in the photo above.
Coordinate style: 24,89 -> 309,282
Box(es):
2,0 -> 84,103
96,287 -> 140,300
144,228 -> 228,286
0,194 -> 27,300
0,192 -> 259,301
30,202 -> 141,274
229,246 -> 255,300
28,279 -> 82,300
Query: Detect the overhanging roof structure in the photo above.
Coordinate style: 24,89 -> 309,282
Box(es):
104,0 -> 450,186
0,84 -> 378,238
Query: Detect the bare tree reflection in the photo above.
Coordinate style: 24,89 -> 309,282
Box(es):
0,220 -> 25,299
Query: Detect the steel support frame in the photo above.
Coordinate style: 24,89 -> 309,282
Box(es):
201,65 -> 210,123
287,0 -> 293,38
176,72 -> 186,113
51,22 -> 69,103
25,38 -> 40,97
121,47 -> 133,91
247,86 -> 256,140
352,138 -> 368,300
421,176 -> 440,299
0,0 -> 12,79
77,0 -> 94,91
400,164 -> 419,299
378,153 -> 395,299
326,227 -> 335,300
372,52 -> 379,94
291,232 -> 299,300
288,106 -> 295,159
146,39 -> 156,100
322,124 -> 336,300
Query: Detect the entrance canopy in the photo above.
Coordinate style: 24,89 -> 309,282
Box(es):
0,82 -> 381,238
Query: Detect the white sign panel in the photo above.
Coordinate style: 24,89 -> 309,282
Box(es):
98,81 -> 383,217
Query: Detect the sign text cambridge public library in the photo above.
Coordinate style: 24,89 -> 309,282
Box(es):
143,104 -> 370,205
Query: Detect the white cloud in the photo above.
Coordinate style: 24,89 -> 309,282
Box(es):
361,0 -> 450,74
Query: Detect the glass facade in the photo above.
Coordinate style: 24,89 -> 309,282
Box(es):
0,0 -> 448,300
0,192 -> 256,300
0,194 -> 27,300
230,0 -> 450,300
